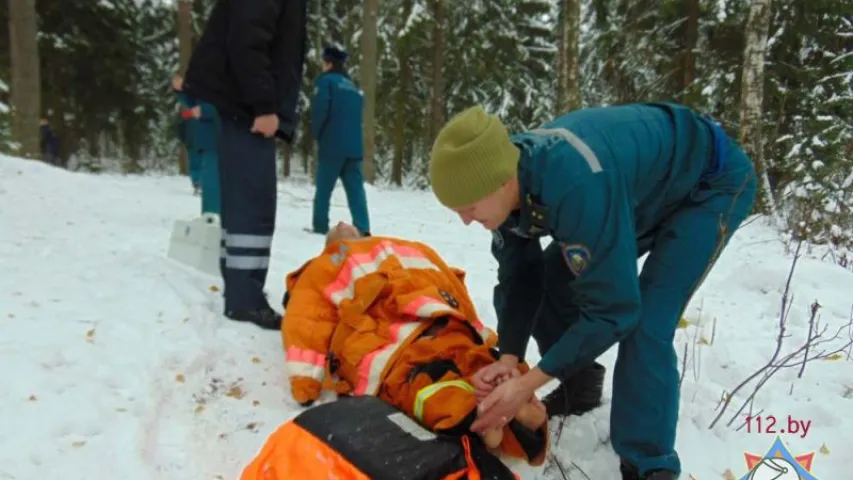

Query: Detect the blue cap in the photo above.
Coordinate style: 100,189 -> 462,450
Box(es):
323,45 -> 348,63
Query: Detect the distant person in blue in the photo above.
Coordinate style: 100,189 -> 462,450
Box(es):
427,103 -> 757,480
309,45 -> 371,236
39,118 -> 60,166
172,74 -> 221,219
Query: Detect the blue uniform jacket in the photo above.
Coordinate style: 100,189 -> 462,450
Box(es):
176,91 -> 219,153
492,102 -> 724,378
311,72 -> 364,158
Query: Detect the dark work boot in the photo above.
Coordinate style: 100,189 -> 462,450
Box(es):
620,460 -> 640,480
541,361 -> 605,418
620,461 -> 678,480
225,303 -> 282,330
644,470 -> 678,480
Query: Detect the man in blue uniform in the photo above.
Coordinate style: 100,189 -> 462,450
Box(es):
181,0 -> 308,330
427,103 -> 757,479
309,45 -> 371,236
173,74 -> 221,218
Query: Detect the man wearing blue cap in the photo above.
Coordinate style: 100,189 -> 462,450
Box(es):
309,44 -> 371,236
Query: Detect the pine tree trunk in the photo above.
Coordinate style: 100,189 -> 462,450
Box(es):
282,141 -> 291,178
738,0 -> 778,220
679,0 -> 700,104
392,0 -> 414,187
428,0 -> 446,143
8,0 -> 41,159
556,0 -> 582,114
177,0 -> 193,176
360,0 -> 380,184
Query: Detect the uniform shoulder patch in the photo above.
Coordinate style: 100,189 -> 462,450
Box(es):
561,243 -> 591,277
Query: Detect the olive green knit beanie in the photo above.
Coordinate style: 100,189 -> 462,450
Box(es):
428,105 -> 520,208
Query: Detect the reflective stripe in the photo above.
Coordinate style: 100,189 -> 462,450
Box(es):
353,320 -> 421,395
530,127 -> 602,173
474,324 -> 496,344
413,380 -> 474,422
287,362 -> 325,379
286,346 -> 326,381
465,315 -> 496,343
225,233 -> 273,249
324,241 -> 441,305
225,255 -> 269,270
401,296 -> 462,319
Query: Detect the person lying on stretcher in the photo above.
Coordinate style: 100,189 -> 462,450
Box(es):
281,222 -> 549,465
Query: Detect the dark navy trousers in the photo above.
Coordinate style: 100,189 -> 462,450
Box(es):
217,117 -> 277,312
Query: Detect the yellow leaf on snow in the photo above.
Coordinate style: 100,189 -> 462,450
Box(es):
175,374 -> 186,383
722,468 -> 736,480
209,285 -> 220,292
226,386 -> 245,399
676,318 -> 690,329
71,440 -> 86,448
820,443 -> 830,454
251,357 -> 261,364
85,329 -> 95,343
824,353 -> 844,361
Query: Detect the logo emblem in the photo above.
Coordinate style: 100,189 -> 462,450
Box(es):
740,437 -> 818,480
438,289 -> 459,309
561,243 -> 591,276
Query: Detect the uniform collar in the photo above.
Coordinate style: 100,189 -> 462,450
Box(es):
505,143 -> 550,238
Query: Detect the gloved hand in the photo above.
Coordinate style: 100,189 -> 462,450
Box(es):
290,377 -> 322,407
180,107 -> 201,120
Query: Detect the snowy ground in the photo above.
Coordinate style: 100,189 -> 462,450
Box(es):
1,154 -> 851,480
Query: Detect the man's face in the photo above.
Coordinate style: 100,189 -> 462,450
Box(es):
325,221 -> 362,244
450,185 -> 514,231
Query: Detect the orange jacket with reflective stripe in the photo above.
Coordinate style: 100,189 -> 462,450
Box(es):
282,236 -> 496,405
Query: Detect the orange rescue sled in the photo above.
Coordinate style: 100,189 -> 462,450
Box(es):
241,396 -> 522,480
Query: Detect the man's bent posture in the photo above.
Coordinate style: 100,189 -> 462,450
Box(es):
281,222 -> 549,465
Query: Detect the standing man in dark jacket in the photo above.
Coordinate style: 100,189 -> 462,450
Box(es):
309,45 -> 371,236
181,0 -> 308,330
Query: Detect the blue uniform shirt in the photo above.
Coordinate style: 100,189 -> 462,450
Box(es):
311,72 -> 364,158
491,102 -> 720,377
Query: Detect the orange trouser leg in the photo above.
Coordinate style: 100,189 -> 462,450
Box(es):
379,323 -> 495,430
378,321 -> 549,466
240,422 -> 370,480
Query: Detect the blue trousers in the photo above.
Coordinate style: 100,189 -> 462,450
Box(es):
188,149 -> 203,187
217,117 -> 277,312
532,135 -> 757,475
312,155 -> 370,235
198,149 -> 221,215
